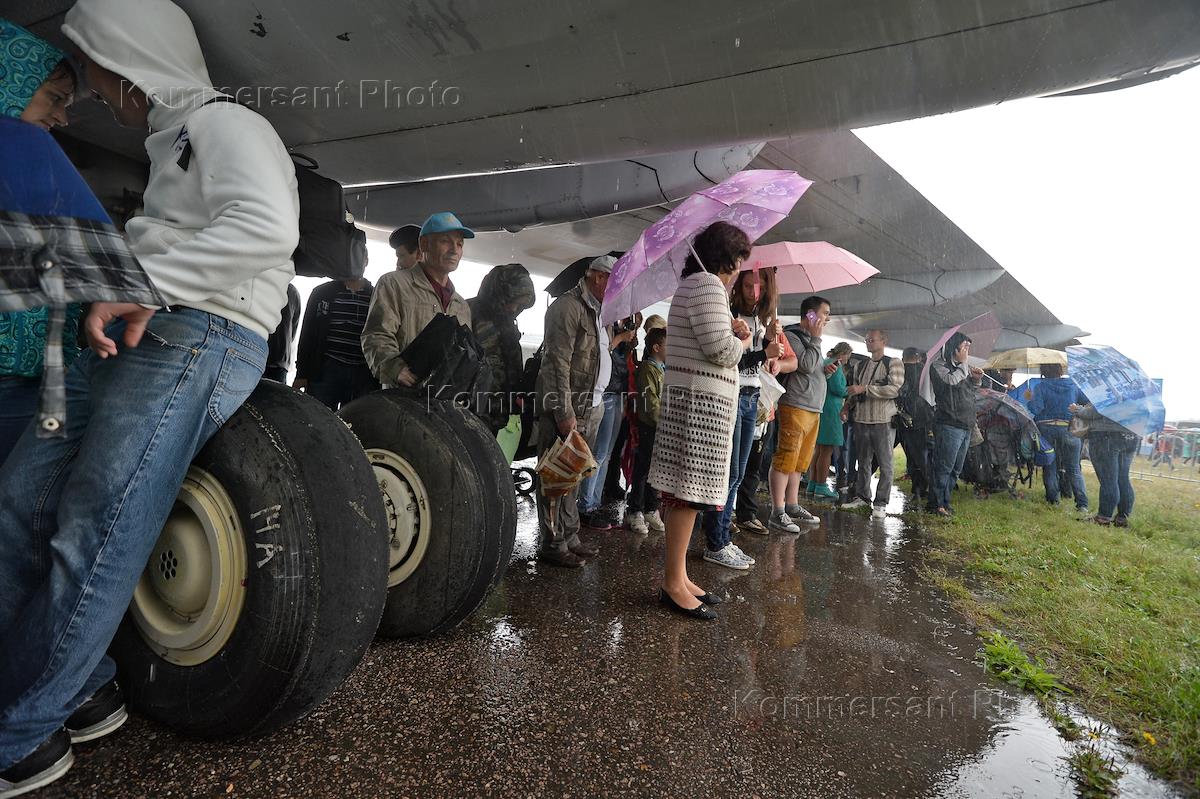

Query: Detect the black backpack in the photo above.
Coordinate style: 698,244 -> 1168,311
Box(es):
289,154 -> 367,280
174,99 -> 365,281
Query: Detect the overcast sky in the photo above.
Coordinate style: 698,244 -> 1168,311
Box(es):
855,66 -> 1200,421
296,66 -> 1199,421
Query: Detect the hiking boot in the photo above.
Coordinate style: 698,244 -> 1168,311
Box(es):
644,510 -> 666,532
569,539 -> 600,558
703,545 -> 751,570
626,511 -> 648,535
1073,507 -> 1093,521
1113,515 -> 1130,528
786,504 -> 821,525
0,729 -> 73,798
768,512 -> 801,534
840,497 -> 869,510
65,679 -> 127,744
538,549 -> 586,568
728,543 -> 756,566
1092,515 -> 1113,526
871,506 -> 887,520
738,517 -> 768,535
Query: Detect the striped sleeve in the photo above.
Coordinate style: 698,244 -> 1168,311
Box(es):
687,275 -> 743,368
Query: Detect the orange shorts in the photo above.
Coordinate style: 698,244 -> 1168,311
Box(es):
772,405 -> 821,474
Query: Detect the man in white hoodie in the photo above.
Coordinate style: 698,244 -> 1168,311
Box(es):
0,0 -> 298,792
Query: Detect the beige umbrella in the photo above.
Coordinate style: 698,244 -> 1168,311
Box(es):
986,347 -> 1068,370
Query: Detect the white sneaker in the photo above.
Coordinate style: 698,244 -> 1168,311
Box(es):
788,505 -> 821,525
768,512 -> 801,534
871,506 -> 886,519
841,497 -> 869,510
645,510 -> 665,532
703,545 -> 751,570
728,543 -> 756,565
627,511 -> 648,535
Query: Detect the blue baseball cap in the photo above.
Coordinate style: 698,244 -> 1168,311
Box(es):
419,211 -> 475,239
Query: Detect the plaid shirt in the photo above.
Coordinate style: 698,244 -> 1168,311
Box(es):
0,211 -> 163,438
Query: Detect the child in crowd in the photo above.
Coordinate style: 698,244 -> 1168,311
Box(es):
626,327 -> 667,535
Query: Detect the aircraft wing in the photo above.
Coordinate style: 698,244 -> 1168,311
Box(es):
466,128 -> 1081,348
14,0 -> 1200,183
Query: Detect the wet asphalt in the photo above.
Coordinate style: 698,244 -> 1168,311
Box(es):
42,487 -> 1178,798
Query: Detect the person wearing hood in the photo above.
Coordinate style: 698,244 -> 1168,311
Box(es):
469,262 -> 536,434
1029,362 -> 1090,515
0,0 -> 299,790
0,19 -> 83,468
928,332 -> 983,517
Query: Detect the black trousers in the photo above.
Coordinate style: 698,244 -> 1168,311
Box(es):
737,435 -> 766,522
626,420 -> 659,514
898,425 -> 932,501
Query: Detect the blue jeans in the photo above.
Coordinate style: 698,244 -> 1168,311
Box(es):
703,390 -> 759,551
0,309 -> 266,767
1089,431 -> 1138,520
0,376 -> 39,469
579,392 -> 621,514
1039,423 -> 1088,509
932,423 -> 971,511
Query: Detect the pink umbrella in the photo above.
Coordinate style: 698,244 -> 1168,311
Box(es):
743,241 -> 879,294
601,169 -> 813,324
918,312 -> 1002,405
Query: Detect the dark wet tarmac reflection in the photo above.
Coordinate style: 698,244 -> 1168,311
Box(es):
45,493 -> 1176,798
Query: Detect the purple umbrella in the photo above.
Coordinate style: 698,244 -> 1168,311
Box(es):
601,170 -> 812,324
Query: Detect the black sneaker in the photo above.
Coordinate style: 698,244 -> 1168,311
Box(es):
0,729 -> 73,797
581,511 -> 614,531
65,680 -> 128,744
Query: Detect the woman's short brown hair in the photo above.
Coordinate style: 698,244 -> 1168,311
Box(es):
682,221 -> 751,278
1041,363 -> 1064,379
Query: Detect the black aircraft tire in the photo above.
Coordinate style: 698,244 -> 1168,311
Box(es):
338,391 -> 502,638
109,381 -> 389,739
433,401 -> 517,594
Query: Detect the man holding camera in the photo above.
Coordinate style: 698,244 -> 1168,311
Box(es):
841,329 -> 905,518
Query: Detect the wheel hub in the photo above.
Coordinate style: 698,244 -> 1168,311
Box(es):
129,467 -> 248,666
366,448 -> 432,588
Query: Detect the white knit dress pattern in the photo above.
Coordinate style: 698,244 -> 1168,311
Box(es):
648,270 -> 744,506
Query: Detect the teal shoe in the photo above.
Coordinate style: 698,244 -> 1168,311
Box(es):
813,483 -> 839,500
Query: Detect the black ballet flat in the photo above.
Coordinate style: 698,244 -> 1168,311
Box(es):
694,592 -> 723,606
659,589 -> 718,621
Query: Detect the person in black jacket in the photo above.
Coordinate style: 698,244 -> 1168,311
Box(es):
896,347 -> 935,506
928,332 -> 983,517
263,284 -> 301,383
293,277 -> 379,410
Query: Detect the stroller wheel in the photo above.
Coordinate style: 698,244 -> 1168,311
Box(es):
512,467 -> 538,497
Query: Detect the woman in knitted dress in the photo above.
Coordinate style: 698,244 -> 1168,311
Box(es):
649,221 -> 752,621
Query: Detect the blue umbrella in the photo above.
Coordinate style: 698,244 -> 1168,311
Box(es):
1066,345 -> 1165,437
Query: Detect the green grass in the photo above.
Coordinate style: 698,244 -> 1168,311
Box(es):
909,455 -> 1200,792
1066,741 -> 1124,799
980,630 -> 1071,696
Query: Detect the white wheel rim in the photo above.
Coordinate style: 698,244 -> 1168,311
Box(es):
366,448 -> 432,588
130,466 -> 248,667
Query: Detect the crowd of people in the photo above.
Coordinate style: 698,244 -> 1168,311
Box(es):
0,4 -> 1149,793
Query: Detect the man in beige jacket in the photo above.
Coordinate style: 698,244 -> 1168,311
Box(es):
362,212 -> 473,387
